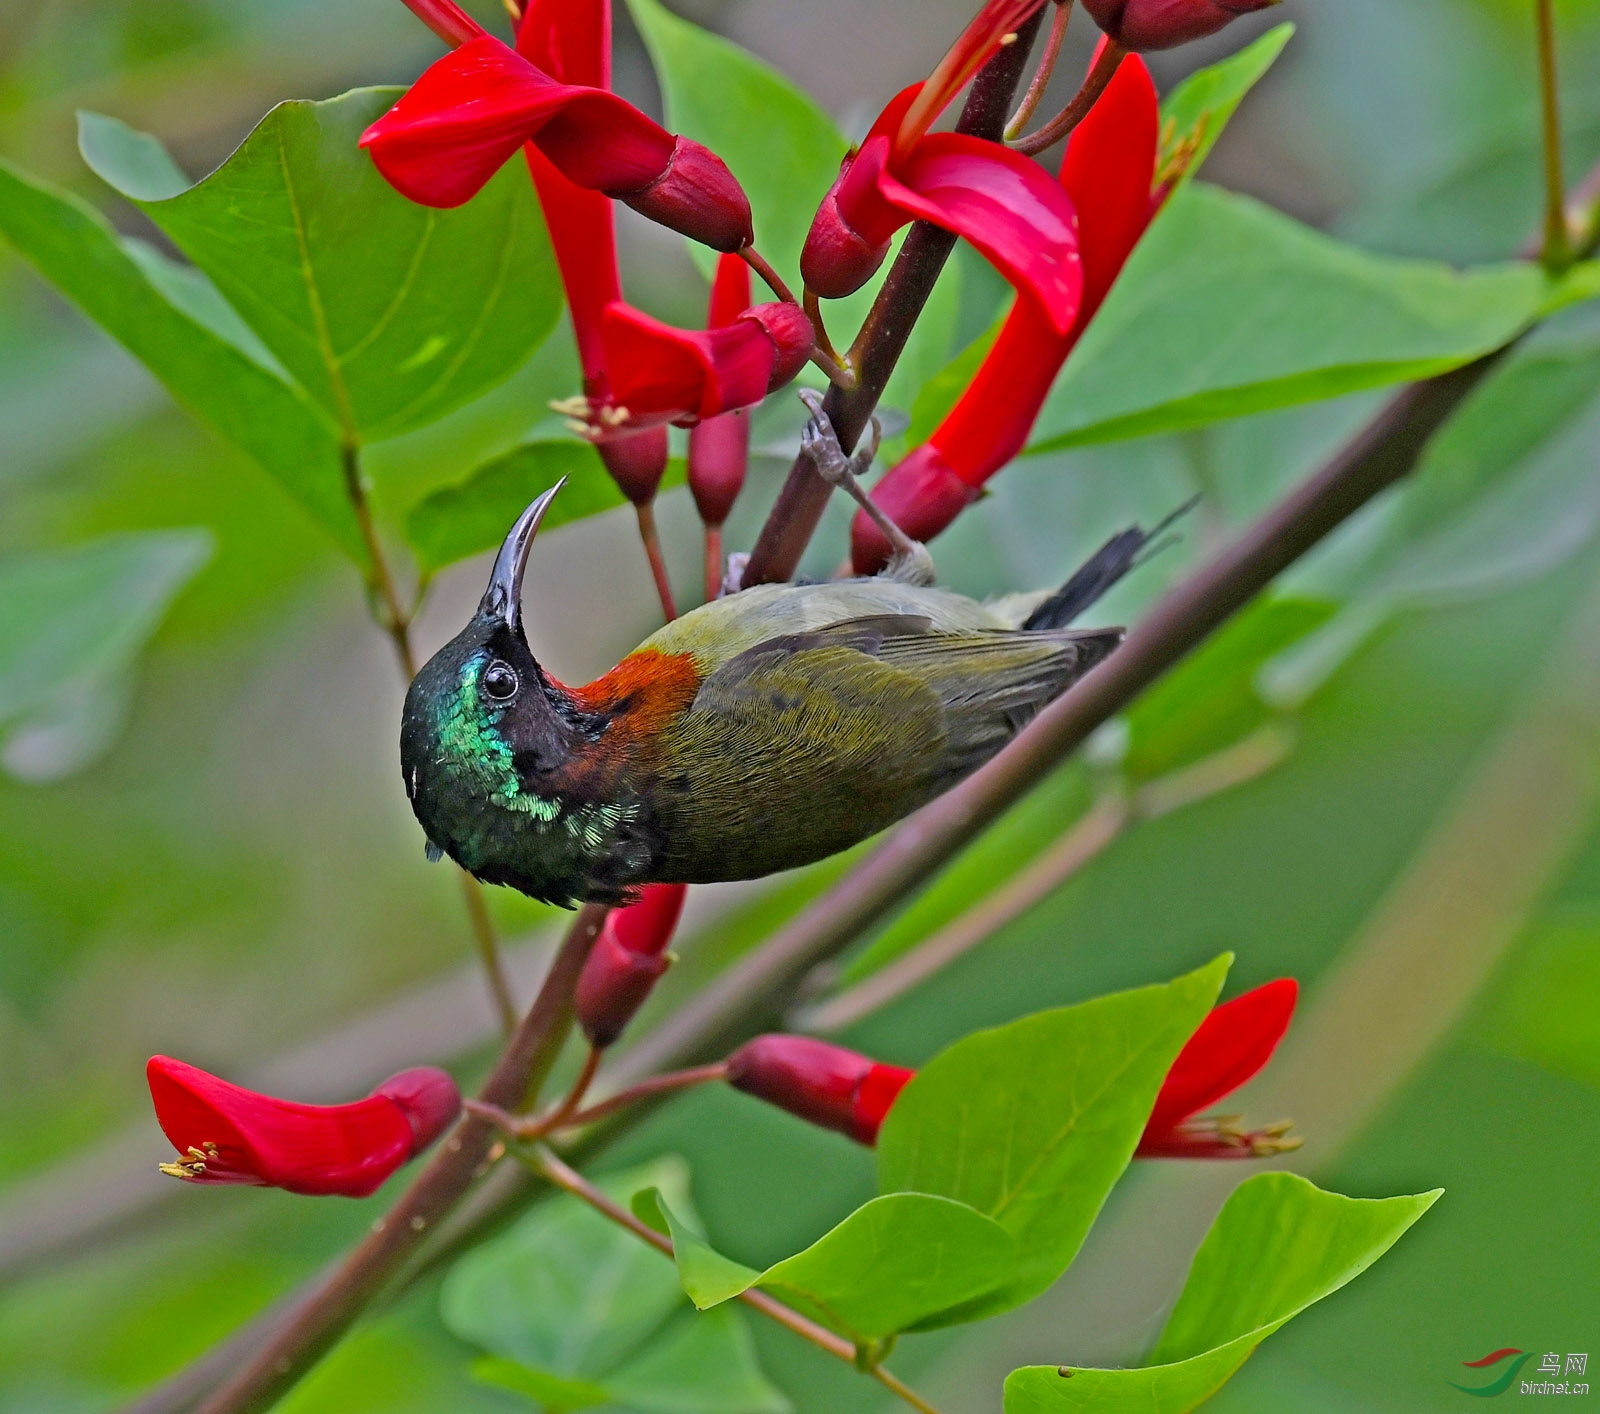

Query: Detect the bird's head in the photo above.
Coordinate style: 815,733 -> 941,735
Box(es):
399,481 -> 585,871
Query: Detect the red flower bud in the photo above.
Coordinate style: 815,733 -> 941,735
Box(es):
725,1035 -> 913,1145
801,159 -> 896,301
574,884 -> 689,1047
147,1057 -> 460,1197
1138,979 -> 1300,1158
688,412 -> 749,528
689,255 -> 755,528
1080,0 -> 1279,51
597,426 -> 670,506
616,136 -> 754,253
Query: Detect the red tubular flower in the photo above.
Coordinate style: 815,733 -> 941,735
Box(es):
591,299 -> 813,436
688,255 -> 756,530
360,23 -> 752,252
729,980 -> 1296,1156
800,0 -> 1081,330
1081,0 -> 1279,51
574,884 -> 689,1048
851,54 -> 1160,573
147,1057 -> 460,1197
1137,979 -> 1300,1158
725,1035 -> 913,1146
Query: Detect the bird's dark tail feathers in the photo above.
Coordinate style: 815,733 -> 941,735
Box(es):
1022,498 -> 1198,631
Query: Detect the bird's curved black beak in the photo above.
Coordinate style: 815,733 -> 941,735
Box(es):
479,479 -> 567,631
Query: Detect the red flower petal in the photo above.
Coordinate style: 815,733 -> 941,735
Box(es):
598,301 -> 805,430
401,0 -> 485,47
147,1057 -> 459,1198
610,882 -> 689,956
524,148 -> 619,396
515,0 -> 607,85
850,1062 -> 915,1145
877,133 -> 1082,334
361,36 -> 672,210
896,0 -> 1050,152
1144,979 -> 1298,1138
1061,47 -> 1160,324
706,250 -> 752,329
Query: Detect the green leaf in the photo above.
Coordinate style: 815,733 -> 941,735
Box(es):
0,532 -> 212,783
875,956 -> 1231,1320
1002,1174 -> 1440,1413
441,1158 -> 693,1380
0,159 -> 361,559
471,1358 -> 613,1410
760,1194 -> 1016,1342
623,0 -> 844,284
640,1187 -> 1015,1343
1029,183 -> 1600,453
449,1164 -> 786,1414
405,440 -> 688,572
474,1309 -> 788,1414
603,1307 -> 791,1414
635,1188 -> 763,1311
79,95 -> 561,443
1158,25 -> 1295,190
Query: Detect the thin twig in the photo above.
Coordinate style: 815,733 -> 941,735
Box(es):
803,288 -> 857,390
635,501 -> 680,621
455,870 -> 518,1035
1536,0 -> 1571,272
529,1146 -> 950,1414
185,905 -> 611,1414
1011,39 -> 1125,156
740,245 -> 800,306
342,440 -> 518,1033
740,7 -> 1046,586
557,1063 -> 728,1131
1005,0 -> 1073,140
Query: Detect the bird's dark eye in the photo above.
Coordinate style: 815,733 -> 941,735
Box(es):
481,660 -> 519,702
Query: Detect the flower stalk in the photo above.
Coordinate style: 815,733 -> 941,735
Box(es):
1536,0 -> 1571,272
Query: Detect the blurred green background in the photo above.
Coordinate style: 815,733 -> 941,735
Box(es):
3,0 -> 1600,1410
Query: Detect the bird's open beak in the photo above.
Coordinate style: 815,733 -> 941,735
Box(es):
479,479 -> 567,630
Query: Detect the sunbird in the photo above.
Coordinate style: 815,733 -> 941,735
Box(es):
401,442 -> 1163,907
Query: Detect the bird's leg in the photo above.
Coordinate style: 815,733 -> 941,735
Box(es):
798,388 -> 935,585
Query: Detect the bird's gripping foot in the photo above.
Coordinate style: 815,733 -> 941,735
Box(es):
798,388 -> 935,586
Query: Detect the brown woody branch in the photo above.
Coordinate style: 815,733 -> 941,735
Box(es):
183,905 -> 610,1414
